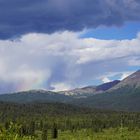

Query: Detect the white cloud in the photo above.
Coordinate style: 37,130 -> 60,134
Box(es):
0,31 -> 139,92
99,70 -> 135,82
76,36 -> 140,64
120,71 -> 134,80
102,77 -> 111,83
51,82 -> 72,91
0,60 -> 6,77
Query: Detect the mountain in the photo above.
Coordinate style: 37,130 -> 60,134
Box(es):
0,70 -> 139,111
59,80 -> 120,98
0,90 -> 73,103
96,80 -> 120,91
74,70 -> 140,111
73,87 -> 140,111
0,80 -> 120,103
109,70 -> 140,91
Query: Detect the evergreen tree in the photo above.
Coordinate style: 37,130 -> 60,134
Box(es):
52,124 -> 58,139
42,125 -> 48,140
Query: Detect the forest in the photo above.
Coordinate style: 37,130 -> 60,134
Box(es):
0,101 -> 140,140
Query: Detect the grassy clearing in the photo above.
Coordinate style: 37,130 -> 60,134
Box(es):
1,127 -> 140,140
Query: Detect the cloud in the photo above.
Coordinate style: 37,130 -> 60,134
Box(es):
99,70 -> 135,83
120,71 -> 134,80
0,0 -> 140,39
51,83 -> 72,91
102,77 -> 111,83
128,57 -> 140,66
0,31 -> 140,93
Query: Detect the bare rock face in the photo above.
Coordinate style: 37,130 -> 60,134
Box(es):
110,70 -> 140,90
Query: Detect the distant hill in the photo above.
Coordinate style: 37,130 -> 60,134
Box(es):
73,87 -> 140,111
0,90 -> 72,103
0,70 -> 140,111
74,70 -> 140,111
0,80 -> 120,103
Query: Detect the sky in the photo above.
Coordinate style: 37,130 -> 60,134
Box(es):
0,0 -> 140,93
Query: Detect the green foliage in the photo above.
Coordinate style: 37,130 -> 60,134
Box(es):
41,124 -> 48,140
76,87 -> 140,111
0,101 -> 140,139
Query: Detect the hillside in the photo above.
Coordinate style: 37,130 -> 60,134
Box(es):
74,87 -> 140,111
74,70 -> 140,111
0,90 -> 72,103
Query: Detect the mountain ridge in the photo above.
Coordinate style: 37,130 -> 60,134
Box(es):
0,70 -> 139,111
108,70 -> 140,91
59,80 -> 120,97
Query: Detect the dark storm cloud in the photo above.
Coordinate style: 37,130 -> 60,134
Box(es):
0,0 -> 140,39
